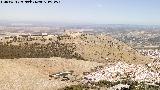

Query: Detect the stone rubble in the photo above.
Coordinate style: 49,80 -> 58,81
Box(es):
83,62 -> 160,83
108,84 -> 130,90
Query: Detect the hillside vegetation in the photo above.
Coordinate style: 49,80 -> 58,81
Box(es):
0,42 -> 83,60
0,34 -> 151,64
58,34 -> 151,64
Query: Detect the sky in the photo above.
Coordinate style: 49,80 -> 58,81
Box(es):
0,0 -> 160,25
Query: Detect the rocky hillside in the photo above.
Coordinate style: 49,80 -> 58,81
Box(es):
84,62 -> 160,83
62,61 -> 160,90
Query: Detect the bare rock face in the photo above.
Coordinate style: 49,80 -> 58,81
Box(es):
83,62 -> 160,84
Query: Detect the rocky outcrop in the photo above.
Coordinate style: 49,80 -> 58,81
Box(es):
83,62 -> 160,84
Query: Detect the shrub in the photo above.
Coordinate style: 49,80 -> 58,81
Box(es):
0,42 -> 84,60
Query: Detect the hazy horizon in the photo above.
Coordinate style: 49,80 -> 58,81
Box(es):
0,0 -> 160,25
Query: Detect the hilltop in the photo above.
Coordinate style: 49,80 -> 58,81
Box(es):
58,32 -> 151,64
0,32 -> 152,64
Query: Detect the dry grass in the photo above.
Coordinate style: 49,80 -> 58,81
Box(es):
0,34 -> 153,90
59,34 -> 152,64
0,57 -> 103,90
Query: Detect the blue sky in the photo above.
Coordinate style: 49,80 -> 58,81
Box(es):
0,0 -> 160,24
